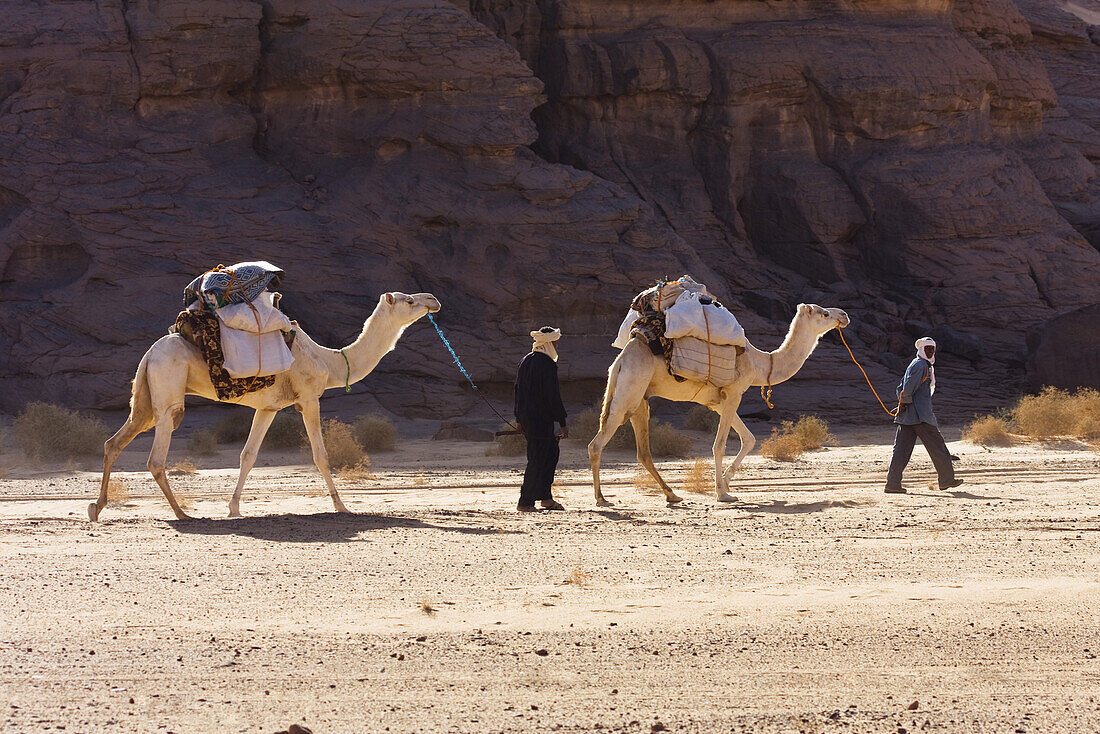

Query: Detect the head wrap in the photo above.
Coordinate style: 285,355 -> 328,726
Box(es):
915,337 -> 936,395
531,326 -> 561,361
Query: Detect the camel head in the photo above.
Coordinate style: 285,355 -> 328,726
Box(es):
796,303 -> 850,335
380,291 -> 441,325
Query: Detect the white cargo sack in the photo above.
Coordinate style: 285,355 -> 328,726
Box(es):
216,294 -> 295,379
669,337 -> 741,386
663,291 -> 746,346
612,309 -> 641,349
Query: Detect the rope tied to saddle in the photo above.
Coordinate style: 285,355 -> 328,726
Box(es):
427,313 -> 519,432
761,352 -> 775,409
837,328 -> 898,417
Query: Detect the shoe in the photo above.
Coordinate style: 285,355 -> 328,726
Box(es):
517,503 -> 540,512
939,479 -> 964,490
884,486 -> 906,494
540,500 -> 565,511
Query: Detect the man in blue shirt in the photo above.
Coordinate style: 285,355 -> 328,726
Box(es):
885,337 -> 963,494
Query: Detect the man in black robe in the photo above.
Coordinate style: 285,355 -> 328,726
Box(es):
514,327 -> 568,511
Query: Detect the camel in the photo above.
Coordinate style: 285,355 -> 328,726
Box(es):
589,292 -> 849,507
89,291 -> 441,521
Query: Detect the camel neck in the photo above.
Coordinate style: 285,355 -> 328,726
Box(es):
746,314 -> 824,387
326,306 -> 406,390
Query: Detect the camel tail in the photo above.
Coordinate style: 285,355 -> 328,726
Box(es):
599,353 -> 624,433
129,352 -> 153,423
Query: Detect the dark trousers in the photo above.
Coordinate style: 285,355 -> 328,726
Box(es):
520,435 -> 559,505
886,422 -> 955,489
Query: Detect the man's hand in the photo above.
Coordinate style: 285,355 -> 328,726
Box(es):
515,421 -> 522,433
560,425 -> 569,439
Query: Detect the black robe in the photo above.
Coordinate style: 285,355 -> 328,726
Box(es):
513,351 -> 567,504
513,351 -> 567,437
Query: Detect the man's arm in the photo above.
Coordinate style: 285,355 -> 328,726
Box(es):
897,360 -> 927,404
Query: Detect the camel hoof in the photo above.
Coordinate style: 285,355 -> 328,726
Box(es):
716,493 -> 739,503
174,512 -> 193,520
334,503 -> 351,514
228,509 -> 242,518
596,498 -> 613,508
88,503 -> 100,522
666,494 -> 683,504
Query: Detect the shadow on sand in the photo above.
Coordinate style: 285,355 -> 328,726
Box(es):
167,511 -> 521,542
734,498 -> 876,514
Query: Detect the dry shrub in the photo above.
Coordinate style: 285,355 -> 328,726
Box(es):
649,422 -> 693,458
565,567 -> 590,586
684,404 -> 720,432
962,415 -> 1013,447
760,422 -> 806,461
14,402 -> 107,460
682,458 -> 711,495
213,410 -> 252,444
106,479 -> 130,507
486,426 -> 526,457
265,411 -> 307,450
569,407 -> 634,449
322,419 -> 367,470
352,413 -> 397,452
420,601 -> 436,615
631,469 -> 661,494
186,430 -> 219,456
1012,387 -> 1100,439
337,459 -> 374,483
789,415 -> 833,450
168,460 -> 198,475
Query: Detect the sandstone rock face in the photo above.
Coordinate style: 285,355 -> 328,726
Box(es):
0,0 -> 1097,422
1026,304 -> 1100,390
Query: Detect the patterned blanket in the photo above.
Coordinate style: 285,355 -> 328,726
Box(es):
183,261 -> 284,311
173,311 -> 276,400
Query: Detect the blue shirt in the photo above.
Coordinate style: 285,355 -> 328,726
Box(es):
894,357 -> 937,427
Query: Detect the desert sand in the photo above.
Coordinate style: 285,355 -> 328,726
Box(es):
1,427 -> 1098,733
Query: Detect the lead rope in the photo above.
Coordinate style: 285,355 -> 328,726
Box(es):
761,353 -> 775,409
427,313 -> 519,432
837,328 -> 898,417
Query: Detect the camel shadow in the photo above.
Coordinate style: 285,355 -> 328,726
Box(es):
167,512 -> 521,542
734,499 -> 874,514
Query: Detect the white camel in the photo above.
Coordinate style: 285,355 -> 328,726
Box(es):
589,296 -> 849,506
90,292 -> 441,521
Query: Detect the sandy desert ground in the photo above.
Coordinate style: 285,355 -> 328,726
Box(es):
1,426 -> 1098,733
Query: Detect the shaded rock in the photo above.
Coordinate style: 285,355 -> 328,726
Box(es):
1026,304 -> 1100,390
433,420 -> 495,442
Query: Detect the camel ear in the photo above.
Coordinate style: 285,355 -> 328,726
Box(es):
797,303 -> 810,315
385,293 -> 395,305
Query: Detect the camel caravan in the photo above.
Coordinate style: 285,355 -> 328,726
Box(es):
90,265 -> 847,521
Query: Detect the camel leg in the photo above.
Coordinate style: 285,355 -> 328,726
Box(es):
89,415 -> 153,521
629,400 -> 681,504
300,401 -> 350,513
721,410 -> 756,490
228,409 -> 277,518
588,396 -> 643,508
147,406 -> 191,520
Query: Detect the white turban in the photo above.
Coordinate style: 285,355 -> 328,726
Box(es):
531,326 -> 561,361
915,337 -> 936,394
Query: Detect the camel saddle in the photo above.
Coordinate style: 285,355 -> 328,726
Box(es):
669,337 -> 744,386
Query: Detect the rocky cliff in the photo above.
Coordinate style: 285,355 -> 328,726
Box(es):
1,0 -> 1098,422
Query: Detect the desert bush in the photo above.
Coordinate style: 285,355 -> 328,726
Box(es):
168,460 -> 198,476
962,415 -> 1013,447
14,402 -> 107,460
352,413 -> 397,452
266,411 -> 307,450
648,422 -> 694,458
337,459 -> 374,482
684,404 -> 719,432
631,469 -> 661,494
322,419 -> 367,470
682,458 -> 711,495
789,415 -> 833,450
760,421 -> 805,461
486,426 -> 526,457
1012,387 -> 1100,439
213,411 -> 252,444
106,479 -> 130,507
569,407 -> 634,449
187,430 -> 219,456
